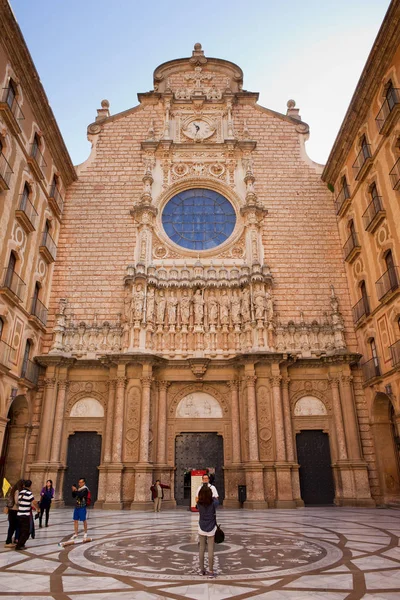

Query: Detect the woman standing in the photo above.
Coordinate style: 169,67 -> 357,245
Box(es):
197,485 -> 219,578
39,480 -> 54,528
4,479 -> 24,548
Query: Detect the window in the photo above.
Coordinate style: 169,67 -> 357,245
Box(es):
31,282 -> 40,314
370,338 -> 379,367
162,189 -> 236,251
0,317 -> 3,340
21,339 -> 32,377
385,250 -> 398,290
4,252 -> 16,288
32,133 -> 40,158
360,281 -> 370,314
360,135 -> 371,160
386,81 -> 398,112
370,182 -> 379,200
348,219 -> 356,238
20,183 -> 30,210
50,175 -> 58,197
342,176 -> 350,199
0,139 -> 3,154
5,79 -> 16,110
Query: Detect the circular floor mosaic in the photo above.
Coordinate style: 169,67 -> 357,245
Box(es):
69,529 -> 343,580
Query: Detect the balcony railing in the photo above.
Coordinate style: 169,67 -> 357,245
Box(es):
21,359 -> 39,385
15,194 -> 38,233
30,297 -> 48,327
390,339 -> 400,369
39,231 -> 57,262
343,231 -> 361,262
389,158 -> 400,190
376,89 -> 400,133
362,195 -> 385,232
48,185 -> 64,215
352,296 -> 370,325
1,267 -> 26,302
1,87 -> 24,121
335,185 -> 351,215
0,339 -> 13,368
361,357 -> 381,382
352,145 -> 372,180
28,143 -> 47,180
0,153 -> 13,190
376,266 -> 399,301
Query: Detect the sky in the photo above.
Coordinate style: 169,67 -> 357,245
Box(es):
9,0 -> 390,167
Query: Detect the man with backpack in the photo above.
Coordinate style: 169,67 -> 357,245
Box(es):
71,478 -> 90,540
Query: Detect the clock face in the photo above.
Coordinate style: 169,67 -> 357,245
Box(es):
183,119 -> 215,141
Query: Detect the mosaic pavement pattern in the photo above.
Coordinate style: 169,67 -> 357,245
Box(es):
1,506 -> 400,599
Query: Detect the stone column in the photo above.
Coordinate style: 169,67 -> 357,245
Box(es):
103,379 -> 116,464
281,377 -> 294,461
139,375 -> 152,464
339,375 -> 361,460
104,370 -> 126,510
156,381 -> 170,465
50,380 -> 69,463
246,375 -> 259,462
132,364 -> 154,510
270,376 -> 286,462
271,373 -> 295,507
112,377 -> 127,463
0,416 -> 9,460
228,380 -> 241,464
36,375 -> 57,462
329,378 -> 348,461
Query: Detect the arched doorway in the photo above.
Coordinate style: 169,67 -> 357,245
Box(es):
0,395 -> 30,484
371,392 -> 400,503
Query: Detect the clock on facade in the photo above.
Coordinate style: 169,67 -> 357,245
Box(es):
162,188 -> 236,251
182,119 -> 215,141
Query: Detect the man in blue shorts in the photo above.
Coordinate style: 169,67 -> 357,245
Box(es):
71,478 -> 89,540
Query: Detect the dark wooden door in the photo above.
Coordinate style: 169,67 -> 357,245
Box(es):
63,432 -> 101,506
175,433 -> 224,506
296,430 -> 335,505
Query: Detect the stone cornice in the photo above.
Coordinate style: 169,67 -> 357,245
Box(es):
322,0 -> 400,184
0,1 -> 76,185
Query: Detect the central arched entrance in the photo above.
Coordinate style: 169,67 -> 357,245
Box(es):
174,432 -> 224,506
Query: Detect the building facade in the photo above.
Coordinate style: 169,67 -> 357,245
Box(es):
3,1 -> 399,510
322,0 -> 400,506
0,0 -> 76,488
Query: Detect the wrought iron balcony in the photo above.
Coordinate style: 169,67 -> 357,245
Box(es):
361,357 -> 381,383
27,143 -> 47,181
0,153 -> 13,190
352,296 -> 370,325
39,231 -> 57,263
21,359 -> 39,385
0,339 -> 13,369
48,185 -> 64,215
335,185 -> 351,216
0,87 -> 24,135
362,195 -> 385,232
15,194 -> 38,233
343,231 -> 361,263
30,297 -> 48,327
0,267 -> 26,302
376,89 -> 400,134
390,339 -> 400,369
389,158 -> 400,190
352,145 -> 372,180
376,266 -> 399,301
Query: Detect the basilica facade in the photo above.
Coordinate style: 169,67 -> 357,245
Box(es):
3,0 -> 400,510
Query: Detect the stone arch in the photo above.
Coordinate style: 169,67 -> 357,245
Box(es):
1,394 -> 29,483
176,391 -> 223,418
66,390 -> 106,417
290,389 -> 332,414
70,397 -> 104,418
294,395 -> 328,416
168,382 -> 229,418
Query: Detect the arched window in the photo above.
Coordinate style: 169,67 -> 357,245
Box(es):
31,132 -> 41,159
0,317 -> 4,340
50,174 -> 58,197
21,339 -> 32,378
5,78 -> 16,110
385,80 -> 398,112
20,182 -> 30,210
342,175 -> 350,199
385,250 -> 398,291
4,251 -> 16,288
370,338 -> 379,367
360,134 -> 371,160
360,280 -> 370,315
31,281 -> 40,314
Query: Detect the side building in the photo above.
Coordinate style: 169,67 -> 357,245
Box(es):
0,1 -> 76,485
322,0 -> 400,505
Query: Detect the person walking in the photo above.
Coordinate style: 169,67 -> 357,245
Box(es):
4,479 -> 24,548
197,484 -> 219,578
39,480 -> 54,528
15,480 -> 38,551
71,478 -> 89,540
150,480 -> 170,512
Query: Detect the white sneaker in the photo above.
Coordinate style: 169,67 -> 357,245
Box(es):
70,534 -> 78,540
83,533 -> 87,540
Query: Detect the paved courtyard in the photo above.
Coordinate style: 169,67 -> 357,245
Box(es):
1,506 -> 400,599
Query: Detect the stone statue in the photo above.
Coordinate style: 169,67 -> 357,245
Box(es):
156,290 -> 166,325
167,291 -> 178,325
146,287 -> 155,322
231,290 -> 241,325
180,290 -> 191,326
219,289 -> 230,326
254,286 -> 266,321
193,289 -> 204,326
265,291 -> 274,322
207,290 -> 218,326
241,288 -> 251,323
132,283 -> 144,322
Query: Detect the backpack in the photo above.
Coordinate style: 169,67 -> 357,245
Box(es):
86,489 -> 92,507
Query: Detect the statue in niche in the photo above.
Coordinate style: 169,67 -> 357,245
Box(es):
193,289 -> 204,326
180,289 -> 191,326
219,289 -> 230,326
231,289 -> 241,325
167,291 -> 178,325
156,290 -> 166,325
132,283 -> 145,322
207,290 -> 218,326
146,287 -> 155,323
265,291 -> 274,322
241,288 -> 251,324
254,285 -> 266,321
124,286 -> 132,323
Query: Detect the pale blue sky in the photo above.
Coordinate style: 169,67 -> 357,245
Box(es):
9,0 -> 390,166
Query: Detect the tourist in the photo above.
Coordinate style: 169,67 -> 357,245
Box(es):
15,480 -> 38,551
196,473 -> 218,503
71,478 -> 89,540
39,479 -> 55,528
150,479 -> 170,512
197,484 -> 219,578
4,479 -> 24,548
